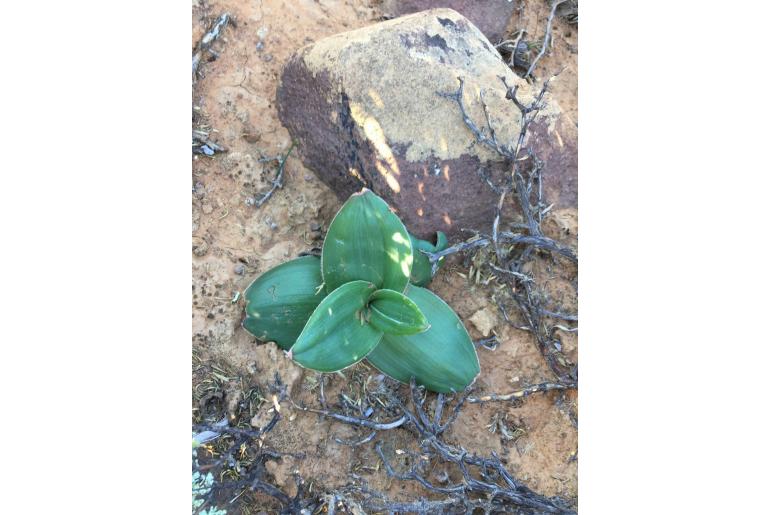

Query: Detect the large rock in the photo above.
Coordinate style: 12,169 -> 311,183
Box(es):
277,8 -> 576,240
382,0 -> 517,43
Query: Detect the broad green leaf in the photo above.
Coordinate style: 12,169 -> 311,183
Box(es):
242,256 -> 325,350
321,189 -> 413,294
367,289 -> 429,335
409,232 -> 449,286
290,280 -> 383,372
366,285 -> 479,393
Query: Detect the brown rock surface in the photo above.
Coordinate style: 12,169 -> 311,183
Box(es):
277,8 -> 576,239
382,0 -> 517,42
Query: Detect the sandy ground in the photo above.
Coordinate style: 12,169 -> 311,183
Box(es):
192,0 -> 578,511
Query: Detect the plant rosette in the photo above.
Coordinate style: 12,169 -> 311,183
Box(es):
242,189 -> 479,393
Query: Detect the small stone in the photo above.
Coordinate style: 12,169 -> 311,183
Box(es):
263,216 -> 274,228
193,182 -> 206,198
544,208 -> 578,237
193,241 -> 209,256
251,342 -> 304,399
265,456 -> 298,497
469,307 -> 497,337
225,388 -> 243,421
309,221 -> 322,231
201,203 -> 214,215
250,407 -> 276,430
242,132 -> 260,144
234,263 -> 246,275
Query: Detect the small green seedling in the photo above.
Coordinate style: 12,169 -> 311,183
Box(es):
242,189 -> 479,393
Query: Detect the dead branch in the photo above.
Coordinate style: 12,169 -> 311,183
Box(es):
193,409 -> 279,438
298,379 -> 575,514
540,309 -> 578,322
439,72 -> 578,383
526,0 -> 567,79
192,372 -> 324,515
359,495 -> 459,513
487,262 -> 534,283
296,403 -> 409,430
250,142 -> 295,208
509,280 -> 577,382
334,430 -> 377,447
192,129 -> 226,156
475,336 -> 500,351
440,75 -> 555,269
192,13 -> 230,82
346,483 -> 557,515
496,29 -> 529,69
469,381 -> 576,403
421,231 -> 576,270
438,77 -> 517,159
339,484 -> 474,514
388,380 -> 575,513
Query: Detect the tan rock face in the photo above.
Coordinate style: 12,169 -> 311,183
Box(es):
277,8 -> 576,239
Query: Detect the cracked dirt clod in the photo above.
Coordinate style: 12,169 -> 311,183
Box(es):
470,306 -> 498,337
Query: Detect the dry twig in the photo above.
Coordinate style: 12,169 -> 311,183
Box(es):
192,373 -> 322,514
297,379 -> 576,514
192,13 -> 230,81
438,73 -> 578,383
526,0 -> 567,79
192,129 -> 226,156
469,381 -> 576,403
496,29 -> 529,70
250,142 -> 295,208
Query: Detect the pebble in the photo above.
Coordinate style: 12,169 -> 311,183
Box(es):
193,241 -> 209,256
469,307 -> 497,337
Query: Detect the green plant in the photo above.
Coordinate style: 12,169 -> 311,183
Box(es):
242,189 -> 479,393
